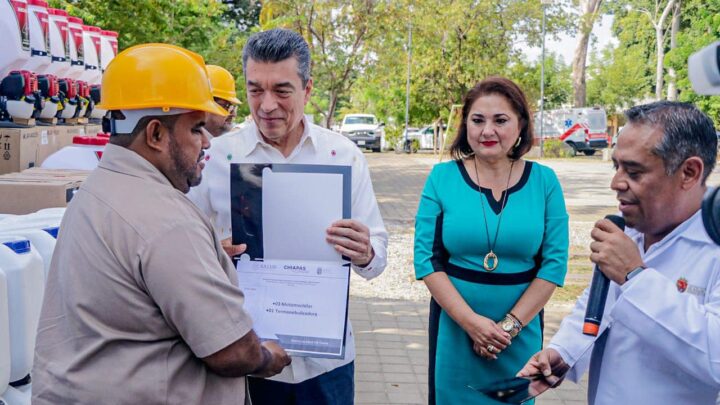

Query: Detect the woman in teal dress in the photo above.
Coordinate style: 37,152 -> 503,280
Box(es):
414,76 -> 569,405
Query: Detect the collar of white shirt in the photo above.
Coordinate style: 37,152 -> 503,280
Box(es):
626,210 -> 710,256
242,117 -> 317,158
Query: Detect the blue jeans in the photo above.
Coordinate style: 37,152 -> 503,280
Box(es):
248,361 -> 355,405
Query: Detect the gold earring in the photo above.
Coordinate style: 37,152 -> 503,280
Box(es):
514,137 -> 521,148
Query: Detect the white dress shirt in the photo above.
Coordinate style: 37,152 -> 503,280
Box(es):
549,211 -> 720,404
188,119 -> 388,383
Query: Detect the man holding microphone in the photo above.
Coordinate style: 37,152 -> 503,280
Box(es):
518,101 -> 720,404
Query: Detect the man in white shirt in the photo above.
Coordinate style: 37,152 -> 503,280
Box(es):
519,101 -> 720,404
187,28 -> 388,404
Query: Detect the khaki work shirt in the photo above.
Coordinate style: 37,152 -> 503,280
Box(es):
33,144 -> 253,404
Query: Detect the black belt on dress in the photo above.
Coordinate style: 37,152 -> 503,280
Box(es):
440,262 -> 539,285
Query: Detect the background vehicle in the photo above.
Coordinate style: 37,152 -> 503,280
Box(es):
535,107 -> 610,156
394,127 -> 419,154
339,113 -> 385,152
408,125 -> 441,150
397,124 -> 447,153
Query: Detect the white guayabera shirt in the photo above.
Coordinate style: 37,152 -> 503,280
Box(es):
549,211 -> 720,405
188,118 -> 388,383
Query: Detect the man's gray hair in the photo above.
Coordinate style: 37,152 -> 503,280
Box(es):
625,101 -> 717,184
242,28 -> 311,87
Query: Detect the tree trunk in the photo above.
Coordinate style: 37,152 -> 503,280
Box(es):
655,27 -> 665,100
571,0 -> 603,108
572,31 -> 591,107
325,91 -> 338,129
653,0 -> 676,100
666,0 -> 681,100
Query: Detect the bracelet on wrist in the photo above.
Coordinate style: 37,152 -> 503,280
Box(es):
500,313 -> 523,338
508,312 -> 524,329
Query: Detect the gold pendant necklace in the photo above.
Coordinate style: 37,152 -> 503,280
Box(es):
474,158 -> 514,272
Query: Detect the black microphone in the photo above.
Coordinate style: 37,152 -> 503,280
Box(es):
583,214 -> 625,336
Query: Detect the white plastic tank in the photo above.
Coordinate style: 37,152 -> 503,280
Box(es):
77,25 -> 101,84
99,30 -> 118,72
66,15 -> 84,78
24,0 -> 51,75
0,237 -> 44,387
33,207 -> 66,218
0,269 -> 10,397
41,135 -> 107,170
2,384 -> 31,405
0,214 -> 62,231
44,8 -> 70,78
0,214 -> 17,222
0,0 -> 31,78
0,226 -> 58,279
26,208 -> 66,227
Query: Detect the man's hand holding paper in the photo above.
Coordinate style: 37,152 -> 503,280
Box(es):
326,219 -> 374,267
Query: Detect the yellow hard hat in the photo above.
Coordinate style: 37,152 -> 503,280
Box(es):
97,43 -> 227,116
206,65 -> 241,105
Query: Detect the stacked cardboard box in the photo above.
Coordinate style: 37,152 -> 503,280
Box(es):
0,124 -> 104,175
36,127 -> 67,166
0,168 -> 90,214
0,127 -> 41,175
85,124 -> 103,137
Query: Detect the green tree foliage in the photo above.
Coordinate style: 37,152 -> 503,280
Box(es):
347,0 -> 573,131
50,0 -> 720,129
666,0 -> 720,121
586,44 -> 653,111
49,0 -> 260,119
259,0 -> 405,128
48,0 -> 226,53
599,0 -> 720,122
221,0 -> 262,32
510,53 -> 573,110
584,2 -> 659,109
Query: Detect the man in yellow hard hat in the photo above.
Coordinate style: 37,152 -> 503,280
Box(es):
206,64 -> 242,138
32,43 -> 290,404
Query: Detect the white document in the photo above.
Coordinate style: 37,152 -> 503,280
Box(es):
261,168 -> 344,262
231,163 -> 352,358
236,259 -> 350,358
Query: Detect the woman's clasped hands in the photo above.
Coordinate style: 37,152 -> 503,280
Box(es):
463,313 -> 512,360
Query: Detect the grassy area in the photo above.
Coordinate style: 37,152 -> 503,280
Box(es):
551,283 -> 588,302
551,245 -> 593,303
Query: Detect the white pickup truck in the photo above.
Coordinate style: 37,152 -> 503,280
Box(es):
339,114 -> 385,152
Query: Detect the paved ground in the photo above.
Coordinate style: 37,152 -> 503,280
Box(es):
351,151 -> 720,404
351,297 -> 587,405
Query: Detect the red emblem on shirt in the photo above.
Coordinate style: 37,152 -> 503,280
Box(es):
331,150 -> 336,157
676,277 -> 688,293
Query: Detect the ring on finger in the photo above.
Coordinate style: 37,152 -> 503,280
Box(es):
487,344 -> 496,353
